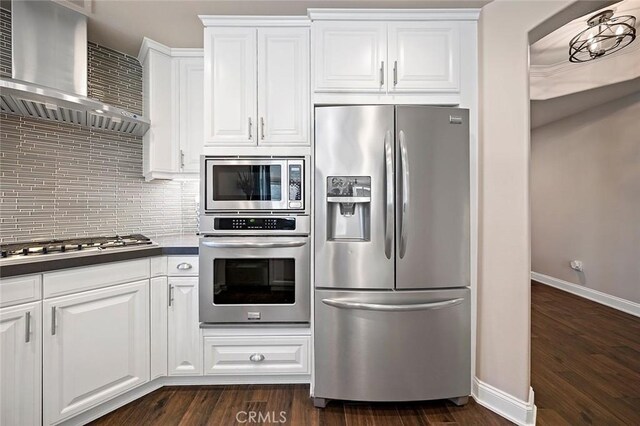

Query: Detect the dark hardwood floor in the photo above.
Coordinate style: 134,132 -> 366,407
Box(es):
91,283 -> 640,425
89,384 -> 510,425
532,281 -> 640,425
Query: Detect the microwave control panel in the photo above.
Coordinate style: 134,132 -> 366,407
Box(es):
288,162 -> 304,209
214,217 -> 296,230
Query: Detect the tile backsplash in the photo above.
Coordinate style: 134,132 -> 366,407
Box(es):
0,8 -> 198,243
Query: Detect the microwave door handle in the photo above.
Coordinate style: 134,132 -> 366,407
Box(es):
384,130 -> 393,259
322,298 -> 463,312
202,241 -> 307,249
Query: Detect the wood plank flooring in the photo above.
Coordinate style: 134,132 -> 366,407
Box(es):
531,281 -> 640,425
91,282 -> 640,425
90,385 -> 510,425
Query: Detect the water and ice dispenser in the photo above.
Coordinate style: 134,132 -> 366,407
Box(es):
326,176 -> 371,241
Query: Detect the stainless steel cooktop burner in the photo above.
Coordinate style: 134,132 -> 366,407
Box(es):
0,234 -> 154,260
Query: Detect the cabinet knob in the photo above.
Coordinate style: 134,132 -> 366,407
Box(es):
176,262 -> 192,270
249,353 -> 265,363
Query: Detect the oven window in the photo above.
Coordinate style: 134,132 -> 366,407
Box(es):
212,165 -> 282,201
213,258 -> 295,305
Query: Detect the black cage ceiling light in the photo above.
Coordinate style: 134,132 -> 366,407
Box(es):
569,10 -> 636,62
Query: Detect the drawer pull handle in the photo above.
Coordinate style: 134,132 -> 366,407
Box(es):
176,262 -> 192,270
249,353 -> 265,363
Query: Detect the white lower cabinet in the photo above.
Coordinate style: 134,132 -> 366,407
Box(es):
0,302 -> 42,426
150,276 -> 168,379
168,277 -> 202,376
43,280 -> 149,424
203,335 -> 310,376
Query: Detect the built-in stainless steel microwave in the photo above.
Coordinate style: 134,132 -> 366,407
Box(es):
202,157 -> 307,213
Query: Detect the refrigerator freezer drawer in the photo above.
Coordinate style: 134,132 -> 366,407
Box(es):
314,288 -> 470,402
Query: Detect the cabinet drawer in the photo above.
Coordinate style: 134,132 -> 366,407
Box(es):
167,256 -> 199,276
204,335 -> 310,376
0,274 -> 41,308
43,259 -> 150,298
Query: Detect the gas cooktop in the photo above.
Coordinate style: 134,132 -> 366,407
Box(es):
0,234 -> 157,264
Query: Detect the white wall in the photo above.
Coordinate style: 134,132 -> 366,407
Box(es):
531,92 -> 640,304
477,0 -> 573,403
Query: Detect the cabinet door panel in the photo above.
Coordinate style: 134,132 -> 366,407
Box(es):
0,303 -> 41,426
168,277 -> 202,376
313,22 -> 387,92
150,277 -> 168,379
204,27 -> 257,145
388,22 -> 460,92
43,281 -> 149,424
178,57 -> 205,172
258,28 -> 309,145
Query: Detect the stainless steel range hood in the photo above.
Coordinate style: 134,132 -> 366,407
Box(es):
0,1 -> 149,137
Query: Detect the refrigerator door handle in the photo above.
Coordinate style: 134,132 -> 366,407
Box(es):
384,130 -> 394,259
399,130 -> 410,259
322,298 -> 464,312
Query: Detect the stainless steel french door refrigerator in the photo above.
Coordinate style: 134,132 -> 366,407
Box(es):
314,105 -> 471,406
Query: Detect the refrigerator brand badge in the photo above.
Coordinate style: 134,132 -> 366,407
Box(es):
449,115 -> 463,124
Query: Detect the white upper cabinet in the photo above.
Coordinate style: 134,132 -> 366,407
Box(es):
204,27 -> 258,145
177,56 -> 205,172
387,22 -> 460,92
43,281 -> 149,424
310,10 -> 476,97
313,21 -> 387,92
0,302 -> 41,426
200,18 -> 311,148
258,27 -> 310,145
139,39 -> 204,180
141,45 -> 177,178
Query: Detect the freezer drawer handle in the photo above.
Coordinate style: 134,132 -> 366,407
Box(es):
249,353 -> 265,363
321,298 -> 463,312
202,241 -> 306,249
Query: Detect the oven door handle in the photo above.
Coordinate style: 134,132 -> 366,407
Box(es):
202,240 -> 307,249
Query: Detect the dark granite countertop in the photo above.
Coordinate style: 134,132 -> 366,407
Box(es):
0,234 -> 199,278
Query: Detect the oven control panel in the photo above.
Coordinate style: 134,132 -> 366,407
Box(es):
214,217 -> 296,230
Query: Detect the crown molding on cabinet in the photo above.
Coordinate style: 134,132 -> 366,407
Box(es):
138,37 -> 204,63
307,8 -> 480,21
199,15 -> 310,27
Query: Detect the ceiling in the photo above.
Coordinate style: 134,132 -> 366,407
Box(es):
55,0 -> 489,57
531,77 -> 640,128
530,0 -> 640,66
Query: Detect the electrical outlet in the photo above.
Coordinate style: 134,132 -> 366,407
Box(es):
570,260 -> 584,272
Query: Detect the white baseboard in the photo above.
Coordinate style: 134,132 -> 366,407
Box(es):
472,377 -> 536,425
531,272 -> 640,317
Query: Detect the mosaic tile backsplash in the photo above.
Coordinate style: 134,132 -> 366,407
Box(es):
0,8 -> 198,243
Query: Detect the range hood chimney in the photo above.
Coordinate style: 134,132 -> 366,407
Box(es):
0,0 -> 150,136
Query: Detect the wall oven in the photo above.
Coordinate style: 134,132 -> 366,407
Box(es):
199,156 -> 310,324
199,233 -> 310,323
202,157 -> 306,213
